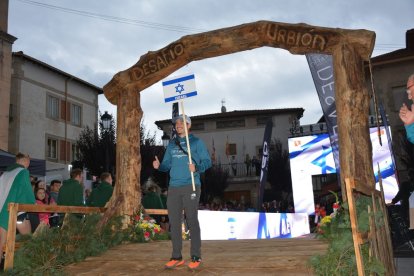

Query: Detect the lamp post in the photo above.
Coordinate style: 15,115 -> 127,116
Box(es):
160,132 -> 170,187
161,132 -> 170,149
101,111 -> 112,173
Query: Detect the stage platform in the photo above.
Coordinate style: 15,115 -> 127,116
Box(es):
65,236 -> 328,275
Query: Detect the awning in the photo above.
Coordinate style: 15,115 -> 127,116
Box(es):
0,150 -> 46,176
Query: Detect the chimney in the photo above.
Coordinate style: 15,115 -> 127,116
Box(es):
0,0 -> 9,33
406,29 -> 414,50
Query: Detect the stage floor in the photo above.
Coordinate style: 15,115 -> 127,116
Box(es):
65,236 -> 328,275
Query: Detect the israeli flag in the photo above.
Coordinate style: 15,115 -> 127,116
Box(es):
162,74 -> 197,103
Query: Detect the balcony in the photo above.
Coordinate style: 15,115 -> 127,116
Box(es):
217,163 -> 260,183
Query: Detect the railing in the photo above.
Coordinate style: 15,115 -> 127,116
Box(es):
218,163 -> 261,177
3,203 -> 167,271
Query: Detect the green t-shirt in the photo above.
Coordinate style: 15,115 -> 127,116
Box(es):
57,178 -> 84,206
142,191 -> 164,209
87,181 -> 113,207
0,164 -> 36,230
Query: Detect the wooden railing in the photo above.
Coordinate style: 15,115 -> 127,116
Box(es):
3,203 -> 167,271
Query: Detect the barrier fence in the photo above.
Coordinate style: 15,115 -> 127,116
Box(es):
3,203 -> 166,271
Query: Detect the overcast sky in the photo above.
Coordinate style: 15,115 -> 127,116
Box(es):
8,0 -> 413,142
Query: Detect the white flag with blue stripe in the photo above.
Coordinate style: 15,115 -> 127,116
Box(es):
162,73 -> 197,103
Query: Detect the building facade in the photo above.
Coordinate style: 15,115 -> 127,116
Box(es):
9,51 -> 102,180
369,29 -> 414,182
155,107 -> 304,206
0,0 -> 16,151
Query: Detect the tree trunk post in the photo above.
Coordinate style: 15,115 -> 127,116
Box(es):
333,43 -> 375,201
101,88 -> 142,227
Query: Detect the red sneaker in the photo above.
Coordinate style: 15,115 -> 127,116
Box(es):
188,256 -> 202,270
165,258 -> 185,269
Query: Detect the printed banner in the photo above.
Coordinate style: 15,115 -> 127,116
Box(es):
198,210 -> 310,240
306,54 -> 340,175
257,120 -> 273,210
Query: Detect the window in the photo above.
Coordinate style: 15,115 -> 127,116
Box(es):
191,122 -> 205,131
47,95 -> 59,119
71,104 -> 81,126
47,138 -> 58,159
217,119 -> 245,129
256,116 -> 272,126
60,140 -> 71,161
72,143 -> 80,161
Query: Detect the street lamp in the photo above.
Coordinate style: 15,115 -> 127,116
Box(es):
101,111 -> 112,131
101,111 -> 113,173
161,132 -> 170,149
160,131 -> 170,187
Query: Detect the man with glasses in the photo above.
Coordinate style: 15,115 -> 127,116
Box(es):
399,74 -> 414,143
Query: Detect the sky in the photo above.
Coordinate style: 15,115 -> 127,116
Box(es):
8,0 -> 414,142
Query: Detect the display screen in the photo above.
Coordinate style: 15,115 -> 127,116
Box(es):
288,127 -> 398,214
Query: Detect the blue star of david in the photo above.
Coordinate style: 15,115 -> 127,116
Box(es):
311,145 -> 336,174
175,84 -> 185,94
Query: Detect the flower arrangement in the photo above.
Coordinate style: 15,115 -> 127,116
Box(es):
316,214 -> 332,236
329,190 -> 340,214
128,209 -> 166,242
315,191 -> 341,236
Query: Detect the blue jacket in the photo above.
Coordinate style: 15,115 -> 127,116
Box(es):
159,134 -> 211,187
405,123 -> 414,144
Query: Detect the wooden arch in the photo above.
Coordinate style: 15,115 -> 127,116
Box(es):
103,20 -> 376,218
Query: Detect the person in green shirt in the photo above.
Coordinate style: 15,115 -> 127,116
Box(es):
87,172 -> 113,207
0,153 -> 35,256
57,168 -> 84,207
142,185 -> 164,210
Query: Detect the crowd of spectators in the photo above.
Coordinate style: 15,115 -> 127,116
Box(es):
197,199 -> 295,213
27,170 -> 114,231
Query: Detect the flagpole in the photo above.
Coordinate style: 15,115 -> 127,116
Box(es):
179,100 -> 196,193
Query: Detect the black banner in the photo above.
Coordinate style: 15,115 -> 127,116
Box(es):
306,53 -> 340,175
257,120 -> 273,210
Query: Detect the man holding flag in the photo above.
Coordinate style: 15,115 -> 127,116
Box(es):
153,114 -> 211,270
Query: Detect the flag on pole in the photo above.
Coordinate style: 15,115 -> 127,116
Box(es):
225,136 -> 230,158
257,120 -> 273,211
242,136 -> 246,157
162,74 -> 197,103
211,137 -> 216,165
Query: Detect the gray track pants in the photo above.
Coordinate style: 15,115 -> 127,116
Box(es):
167,184 -> 201,259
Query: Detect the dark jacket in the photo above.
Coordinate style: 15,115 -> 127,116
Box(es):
391,181 -> 413,214
87,181 -> 113,207
57,178 -> 84,206
142,191 -> 164,209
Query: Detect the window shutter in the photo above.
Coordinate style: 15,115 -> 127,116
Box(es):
67,102 -> 71,122
60,140 -> 66,161
60,100 -> 66,120
66,141 -> 71,161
